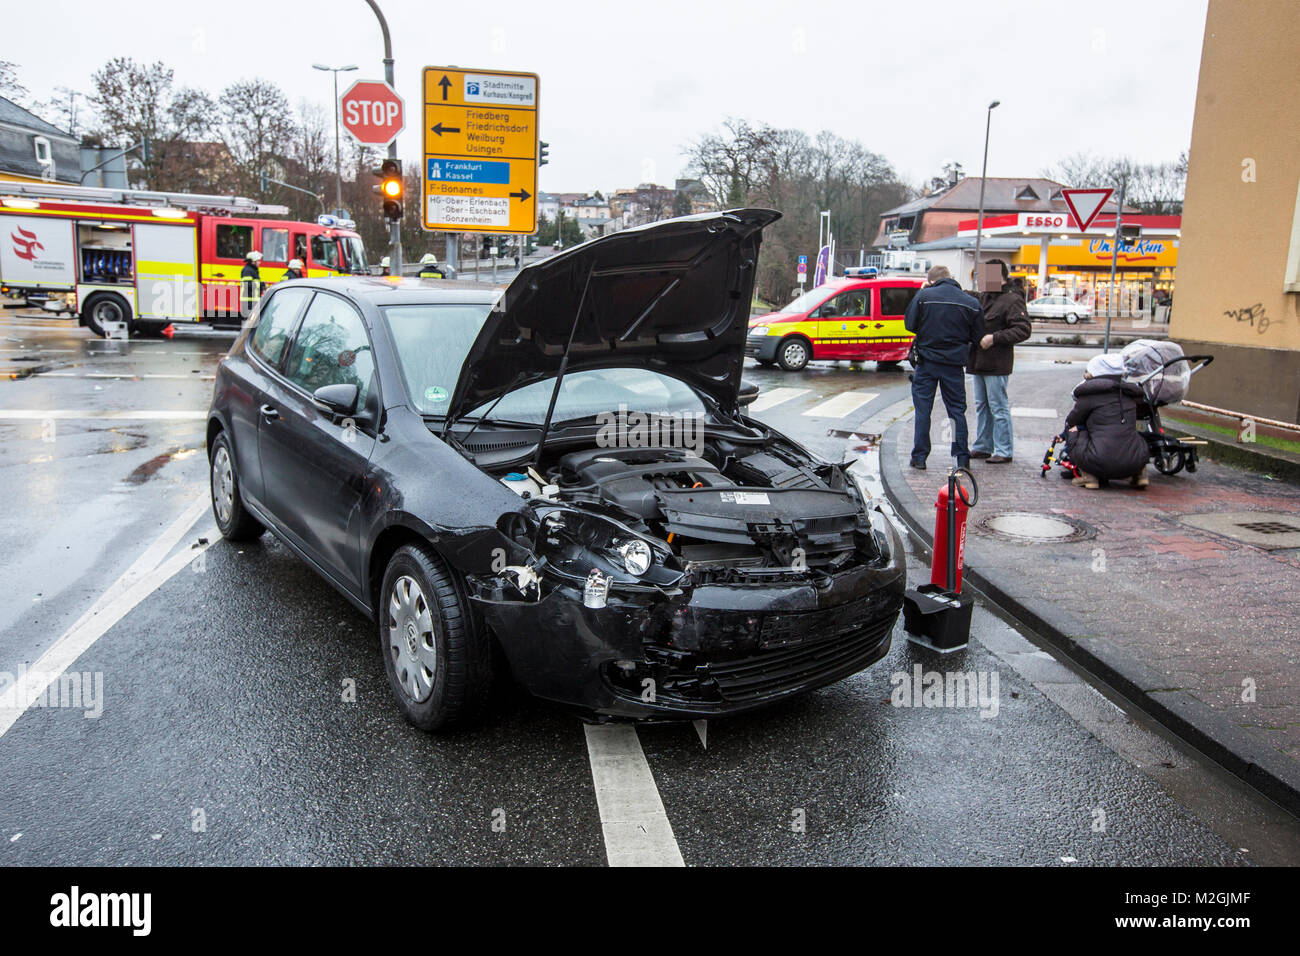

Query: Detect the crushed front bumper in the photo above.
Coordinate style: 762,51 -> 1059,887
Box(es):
472,523 -> 906,719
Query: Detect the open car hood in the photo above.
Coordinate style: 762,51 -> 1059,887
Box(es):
446,208 -> 781,423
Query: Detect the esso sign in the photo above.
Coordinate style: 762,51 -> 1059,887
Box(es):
1021,213 -> 1069,230
340,80 -> 405,147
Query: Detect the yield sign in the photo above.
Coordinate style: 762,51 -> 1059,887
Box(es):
1061,188 -> 1114,232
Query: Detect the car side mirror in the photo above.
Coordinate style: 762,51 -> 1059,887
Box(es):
313,383 -> 359,418
738,379 -> 760,407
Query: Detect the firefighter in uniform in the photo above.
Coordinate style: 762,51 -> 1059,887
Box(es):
417,253 -> 446,279
379,256 -> 391,276
239,251 -> 264,319
284,258 -> 305,281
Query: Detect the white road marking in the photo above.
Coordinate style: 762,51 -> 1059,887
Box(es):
747,386 -> 810,414
803,391 -> 878,418
39,372 -> 215,381
0,504 -> 217,740
583,723 -> 685,867
1012,407 -> 1059,418
0,409 -> 206,421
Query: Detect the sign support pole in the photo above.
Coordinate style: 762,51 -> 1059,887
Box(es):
1104,180 -> 1125,353
366,0 -> 402,277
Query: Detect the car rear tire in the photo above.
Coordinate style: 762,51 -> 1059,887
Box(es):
777,336 -> 811,371
1065,312 -> 1080,325
209,431 -> 264,541
379,544 -> 495,731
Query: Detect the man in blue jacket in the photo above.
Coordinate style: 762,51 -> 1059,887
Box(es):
903,265 -> 985,470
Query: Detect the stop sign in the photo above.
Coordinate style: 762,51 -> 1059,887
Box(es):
340,79 -> 405,147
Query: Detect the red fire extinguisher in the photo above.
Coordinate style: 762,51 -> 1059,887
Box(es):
930,469 -> 977,592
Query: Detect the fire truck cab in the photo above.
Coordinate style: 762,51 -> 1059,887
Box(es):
745,274 -> 925,371
0,183 -> 367,337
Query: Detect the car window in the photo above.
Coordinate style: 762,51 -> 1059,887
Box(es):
311,235 -> 340,271
283,293 -> 375,403
468,368 -> 707,425
880,286 -> 919,316
779,287 -> 834,314
249,287 -> 312,367
822,289 -> 870,318
216,223 -> 254,261
261,227 -> 289,263
383,302 -> 498,415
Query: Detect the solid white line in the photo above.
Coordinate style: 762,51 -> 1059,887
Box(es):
38,373 -> 215,380
583,723 -> 685,867
0,522 -> 218,739
747,387 -> 810,414
0,409 -> 206,420
803,391 -> 878,418
1012,407 -> 1060,418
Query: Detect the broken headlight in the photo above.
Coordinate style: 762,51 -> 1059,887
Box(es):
535,507 -> 681,588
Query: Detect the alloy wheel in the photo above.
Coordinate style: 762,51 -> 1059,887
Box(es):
212,446 -> 234,525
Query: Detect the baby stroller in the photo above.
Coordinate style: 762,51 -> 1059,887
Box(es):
1040,340 -> 1214,479
1122,339 -> 1214,475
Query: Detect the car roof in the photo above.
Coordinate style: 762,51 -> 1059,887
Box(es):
822,275 -> 924,288
284,275 -> 503,307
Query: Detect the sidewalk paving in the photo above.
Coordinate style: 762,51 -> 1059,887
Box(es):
880,362 -> 1300,813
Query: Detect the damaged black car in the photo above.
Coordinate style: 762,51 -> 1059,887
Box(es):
206,209 -> 906,729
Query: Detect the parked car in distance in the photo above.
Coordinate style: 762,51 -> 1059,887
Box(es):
745,276 -> 924,371
206,210 -> 906,731
1027,294 -> 1093,324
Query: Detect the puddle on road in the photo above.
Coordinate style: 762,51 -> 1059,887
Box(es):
125,445 -> 202,484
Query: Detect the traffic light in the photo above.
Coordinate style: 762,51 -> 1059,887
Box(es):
539,141 -> 549,167
374,159 -> 403,221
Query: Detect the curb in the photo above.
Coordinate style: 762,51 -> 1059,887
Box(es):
879,418 -> 1300,818
1161,421 -> 1300,487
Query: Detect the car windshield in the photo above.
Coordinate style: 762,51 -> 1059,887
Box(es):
467,368 -> 708,426
382,302 -> 497,415
778,287 -> 834,314
342,237 -> 368,274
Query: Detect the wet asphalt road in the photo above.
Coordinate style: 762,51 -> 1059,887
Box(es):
1,308 -> 1297,866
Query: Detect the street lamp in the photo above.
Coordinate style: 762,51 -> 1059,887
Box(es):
972,99 -> 1000,292
313,63 -> 358,213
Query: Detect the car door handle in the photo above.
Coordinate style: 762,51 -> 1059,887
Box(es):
260,404 -> 279,422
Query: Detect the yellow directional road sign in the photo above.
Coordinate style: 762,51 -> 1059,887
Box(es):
421,66 -> 539,234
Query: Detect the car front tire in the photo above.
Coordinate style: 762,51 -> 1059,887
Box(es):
777,336 -> 811,371
209,431 -> 264,541
379,544 -> 495,731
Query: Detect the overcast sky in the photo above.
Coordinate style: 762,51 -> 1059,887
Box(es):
8,0 -> 1208,195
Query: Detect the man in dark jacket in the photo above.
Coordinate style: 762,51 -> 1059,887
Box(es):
969,260 -> 1032,463
903,264 -> 984,470
1064,355 -> 1150,489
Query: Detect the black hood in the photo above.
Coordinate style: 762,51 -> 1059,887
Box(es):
446,208 -> 780,422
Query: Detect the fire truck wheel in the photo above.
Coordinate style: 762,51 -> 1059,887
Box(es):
777,336 -> 811,371
209,431 -> 264,542
84,293 -> 132,338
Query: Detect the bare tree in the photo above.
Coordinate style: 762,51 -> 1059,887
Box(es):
0,60 -> 27,104
682,118 -> 777,209
217,79 -> 297,200
1042,151 -> 1187,214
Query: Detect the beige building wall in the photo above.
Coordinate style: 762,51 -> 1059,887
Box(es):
1170,0 -> 1300,422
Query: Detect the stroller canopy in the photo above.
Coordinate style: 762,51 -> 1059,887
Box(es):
1121,339 -> 1190,406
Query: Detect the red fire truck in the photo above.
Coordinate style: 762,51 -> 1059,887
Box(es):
0,182 -> 368,337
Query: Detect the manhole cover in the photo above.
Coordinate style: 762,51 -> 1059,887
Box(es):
976,512 -> 1096,543
1178,511 -> 1300,550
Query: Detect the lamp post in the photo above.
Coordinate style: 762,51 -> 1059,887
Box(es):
312,63 -> 358,213
972,99 -> 1000,292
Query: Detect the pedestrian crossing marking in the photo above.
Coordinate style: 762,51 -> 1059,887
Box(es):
747,386 -> 810,413
803,391 -> 878,418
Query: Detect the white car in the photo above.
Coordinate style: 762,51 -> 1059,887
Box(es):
1028,295 -> 1092,324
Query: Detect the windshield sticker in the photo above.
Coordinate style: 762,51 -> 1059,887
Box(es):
424,386 -> 449,403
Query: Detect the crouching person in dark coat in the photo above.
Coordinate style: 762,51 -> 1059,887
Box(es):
1064,355 -> 1150,489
